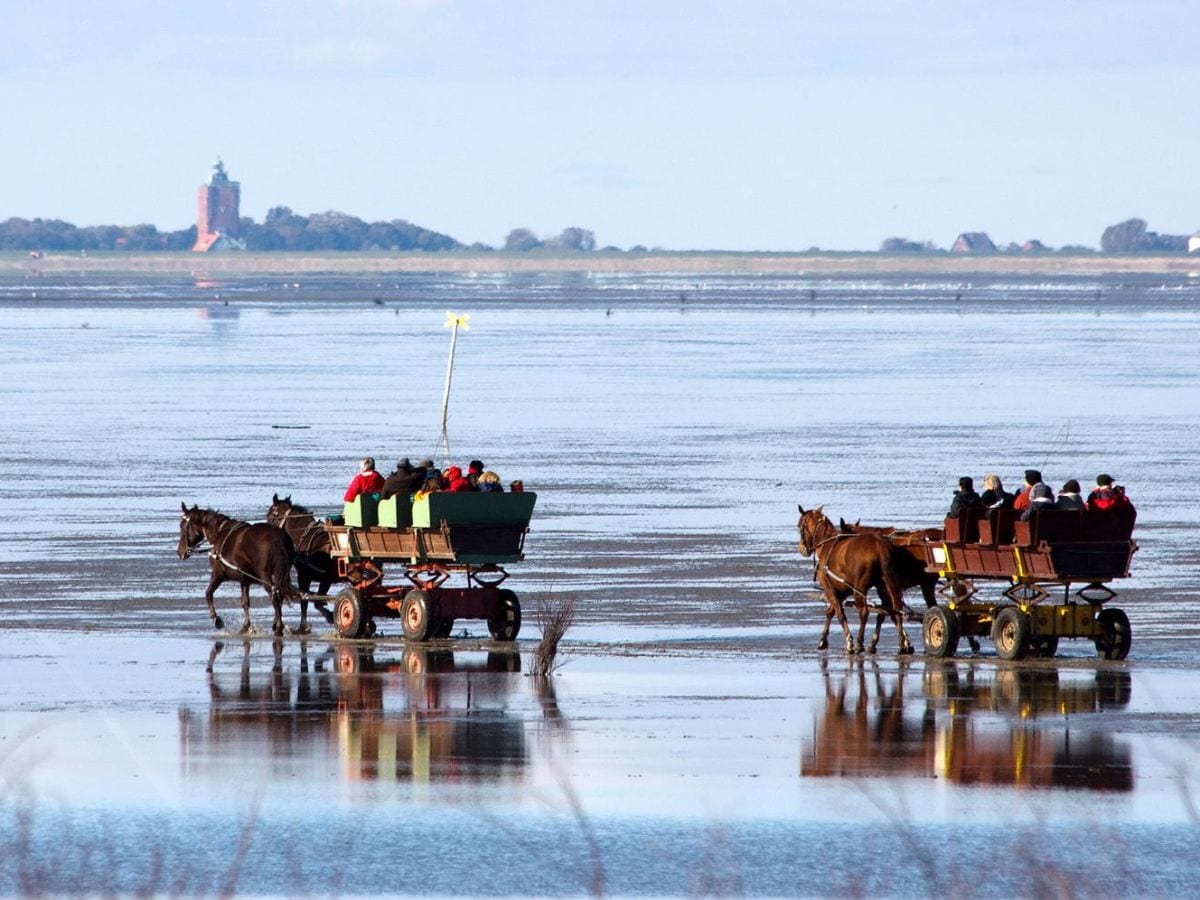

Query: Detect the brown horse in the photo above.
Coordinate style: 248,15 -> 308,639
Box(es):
839,519 -> 981,654
797,505 -> 914,655
266,494 -> 338,625
178,504 -> 298,635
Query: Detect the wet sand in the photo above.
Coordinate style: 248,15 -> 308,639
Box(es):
3,271 -> 1200,894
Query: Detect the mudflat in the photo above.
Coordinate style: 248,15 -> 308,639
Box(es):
6,249 -> 1200,277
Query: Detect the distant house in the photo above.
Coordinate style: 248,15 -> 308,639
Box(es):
1021,240 -> 1048,253
951,232 -> 996,253
1189,232 -> 1200,254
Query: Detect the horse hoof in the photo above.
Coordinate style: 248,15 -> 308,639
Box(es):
238,624 -> 253,635
213,616 -> 225,630
900,644 -> 915,656
867,644 -> 878,655
817,638 -> 829,651
290,625 -> 312,636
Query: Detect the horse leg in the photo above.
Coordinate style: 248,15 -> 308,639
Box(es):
271,587 -> 285,637
827,592 -> 856,654
238,579 -> 253,634
818,602 -> 835,650
205,571 -> 226,631
853,600 -> 868,654
868,613 -> 885,654
886,579 -> 915,655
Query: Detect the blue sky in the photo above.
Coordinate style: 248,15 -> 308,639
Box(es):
3,1 -> 1198,251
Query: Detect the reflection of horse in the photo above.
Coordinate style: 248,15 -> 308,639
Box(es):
178,503 -> 297,635
797,505 -> 913,654
266,494 -> 338,624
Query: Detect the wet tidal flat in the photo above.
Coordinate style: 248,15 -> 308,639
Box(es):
2,271 -> 1200,895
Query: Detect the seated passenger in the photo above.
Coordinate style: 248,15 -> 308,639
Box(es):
344,457 -> 385,502
1012,469 -> 1045,513
466,459 -> 485,489
477,471 -> 504,493
1088,473 -> 1134,512
381,457 -> 421,500
1020,482 -> 1056,521
444,465 -> 473,492
980,473 -> 1014,510
414,476 -> 442,501
947,476 -> 983,518
1055,479 -> 1086,510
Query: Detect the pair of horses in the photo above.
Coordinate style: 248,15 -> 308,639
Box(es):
797,504 -> 933,655
177,499 -> 338,635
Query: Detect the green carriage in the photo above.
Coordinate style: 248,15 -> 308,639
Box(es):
324,490 -> 537,641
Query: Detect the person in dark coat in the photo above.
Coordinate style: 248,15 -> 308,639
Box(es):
947,476 -> 984,518
980,474 -> 1014,509
1055,479 -> 1086,510
381,458 -> 422,500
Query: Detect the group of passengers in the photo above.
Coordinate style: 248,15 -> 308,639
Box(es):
344,456 -> 514,503
948,469 -> 1134,522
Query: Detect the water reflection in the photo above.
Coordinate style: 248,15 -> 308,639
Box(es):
179,641 -> 534,784
801,659 -> 1133,792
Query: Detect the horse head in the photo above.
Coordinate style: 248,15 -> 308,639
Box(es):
796,504 -> 827,557
178,502 -> 205,559
266,494 -> 293,527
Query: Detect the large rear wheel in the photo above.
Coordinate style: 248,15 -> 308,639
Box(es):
1095,608 -> 1132,660
402,589 -> 433,642
922,606 -> 959,658
334,587 -> 367,639
993,607 -> 1030,661
488,589 -> 522,641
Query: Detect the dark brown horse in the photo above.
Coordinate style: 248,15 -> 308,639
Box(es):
266,494 -> 338,625
177,504 -> 298,635
797,505 -> 914,655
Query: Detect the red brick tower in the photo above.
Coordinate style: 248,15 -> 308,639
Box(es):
192,158 -> 243,252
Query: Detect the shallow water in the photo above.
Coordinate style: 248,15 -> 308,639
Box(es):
2,271 -> 1200,894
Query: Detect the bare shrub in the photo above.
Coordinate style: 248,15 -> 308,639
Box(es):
529,592 -> 577,677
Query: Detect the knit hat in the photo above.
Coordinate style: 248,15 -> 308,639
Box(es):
396,457 -> 412,470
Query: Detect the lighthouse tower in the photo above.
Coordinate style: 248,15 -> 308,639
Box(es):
192,158 -> 244,252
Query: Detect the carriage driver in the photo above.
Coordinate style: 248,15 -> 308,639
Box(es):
344,457 -> 386,501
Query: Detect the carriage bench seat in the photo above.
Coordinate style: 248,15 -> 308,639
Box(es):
343,493 -> 381,528
412,492 -> 537,529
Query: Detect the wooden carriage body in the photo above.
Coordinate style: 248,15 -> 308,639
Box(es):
320,492 -> 537,642
921,505 -> 1137,660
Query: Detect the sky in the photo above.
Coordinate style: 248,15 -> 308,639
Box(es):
2,1 -> 1199,252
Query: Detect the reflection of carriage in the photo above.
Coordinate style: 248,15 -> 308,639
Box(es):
801,660 -> 1133,792
181,641 -> 530,785
321,491 -> 537,642
922,507 -> 1137,660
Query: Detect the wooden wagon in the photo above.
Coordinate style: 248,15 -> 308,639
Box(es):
922,506 -> 1137,660
322,491 -> 537,641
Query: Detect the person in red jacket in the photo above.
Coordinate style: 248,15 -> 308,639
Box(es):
1087,474 -> 1134,512
344,457 -> 385,501
444,465 -> 473,492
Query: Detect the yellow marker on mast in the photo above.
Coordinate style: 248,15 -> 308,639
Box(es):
440,311 -> 470,463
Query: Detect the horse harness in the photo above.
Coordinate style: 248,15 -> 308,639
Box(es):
187,515 -> 264,585
808,532 -> 870,602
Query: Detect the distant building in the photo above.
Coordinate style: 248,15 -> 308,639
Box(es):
951,232 -> 996,253
192,158 -> 245,252
1189,232 -> 1200,254
1021,240 -> 1048,253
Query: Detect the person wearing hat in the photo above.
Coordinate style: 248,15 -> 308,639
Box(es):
1012,469 -> 1046,513
343,456 -> 385,502
1087,474 -> 1133,513
947,476 -> 983,518
381,457 -> 422,500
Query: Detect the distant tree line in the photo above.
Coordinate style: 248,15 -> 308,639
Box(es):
0,217 -> 196,251
1099,218 -> 1189,253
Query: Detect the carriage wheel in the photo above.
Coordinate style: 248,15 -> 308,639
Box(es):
334,587 -> 366,639
922,606 -> 959,658
402,590 -> 433,642
1094,608 -> 1132,660
488,589 -> 522,641
993,607 -> 1030,661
